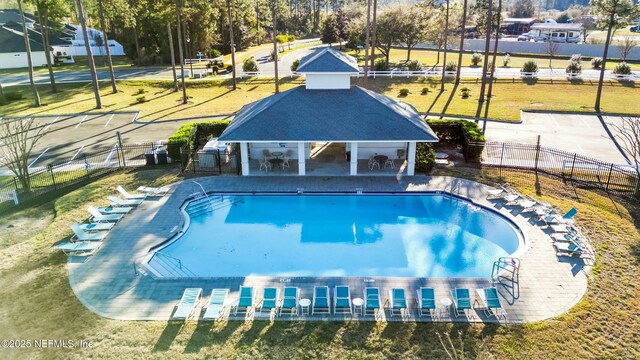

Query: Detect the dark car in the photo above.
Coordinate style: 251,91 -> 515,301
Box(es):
630,25 -> 640,33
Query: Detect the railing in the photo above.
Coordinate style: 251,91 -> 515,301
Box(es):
191,180 -> 211,207
151,252 -> 197,278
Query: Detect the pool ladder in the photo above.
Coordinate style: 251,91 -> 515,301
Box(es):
492,257 -> 520,284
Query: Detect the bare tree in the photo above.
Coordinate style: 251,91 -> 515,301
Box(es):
611,117 -> 640,196
0,118 -> 47,192
18,0 -> 41,107
545,41 -> 561,69
618,36 -> 638,61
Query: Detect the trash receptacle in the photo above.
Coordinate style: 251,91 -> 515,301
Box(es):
346,151 -> 351,162
145,151 -> 156,166
156,150 -> 168,165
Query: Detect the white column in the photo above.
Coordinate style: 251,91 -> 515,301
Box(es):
240,142 -> 249,176
350,142 -> 358,175
297,142 -> 306,176
407,142 -> 417,176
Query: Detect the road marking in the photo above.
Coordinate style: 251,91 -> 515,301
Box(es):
28,147 -> 49,168
105,114 -> 115,127
578,115 -> 592,129
70,145 -> 85,161
75,115 -> 88,129
547,114 -> 559,127
44,116 -> 59,131
576,145 -> 587,155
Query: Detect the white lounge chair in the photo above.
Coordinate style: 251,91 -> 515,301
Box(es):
137,186 -> 171,196
96,205 -> 132,214
172,288 -> 202,319
77,222 -> 114,232
70,223 -> 108,242
88,206 -> 123,222
553,241 -> 584,257
116,185 -> 147,200
202,289 -> 229,320
56,241 -> 102,256
487,183 -> 511,199
107,195 -> 143,207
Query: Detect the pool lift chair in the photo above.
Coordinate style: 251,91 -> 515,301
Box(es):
312,286 -> 331,315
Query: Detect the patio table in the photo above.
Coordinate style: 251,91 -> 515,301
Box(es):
373,155 -> 388,167
269,158 -> 284,170
271,151 -> 284,158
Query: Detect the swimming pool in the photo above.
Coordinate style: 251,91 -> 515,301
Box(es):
147,194 -> 524,278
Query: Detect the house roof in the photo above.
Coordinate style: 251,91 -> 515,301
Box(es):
296,47 -> 360,73
218,86 -> 438,142
0,10 -> 30,25
0,26 -> 45,52
3,21 -> 69,46
530,23 -> 583,31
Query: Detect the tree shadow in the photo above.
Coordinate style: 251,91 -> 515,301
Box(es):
438,82 -> 460,116
152,321 -> 184,352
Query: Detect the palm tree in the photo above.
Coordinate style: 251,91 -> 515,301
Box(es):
272,0 -> 279,94
97,0 -> 117,93
175,0 -> 187,104
227,0 -> 237,90
18,0 -> 41,107
167,22 -> 178,92
75,0 -> 101,109
454,0 -> 468,85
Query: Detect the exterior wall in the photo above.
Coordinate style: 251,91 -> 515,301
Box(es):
305,74 -> 351,89
347,142 -> 406,160
0,51 -> 50,69
60,40 -> 125,56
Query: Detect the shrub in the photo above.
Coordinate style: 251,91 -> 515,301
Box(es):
591,57 -> 603,69
0,96 -> 7,106
426,119 -> 486,142
566,60 -> 582,74
502,54 -> 511,67
4,91 -> 22,101
166,120 -> 231,160
406,60 -> 422,71
421,87 -> 429,95
399,88 -> 409,96
290,58 -> 300,72
135,96 -> 146,103
374,59 -> 387,71
613,62 -> 631,75
207,48 -> 222,58
570,54 -> 582,64
414,142 -> 435,173
242,57 -> 258,72
444,61 -> 457,72
471,52 -> 482,66
136,88 -> 146,95
460,87 -> 471,98
521,60 -> 538,73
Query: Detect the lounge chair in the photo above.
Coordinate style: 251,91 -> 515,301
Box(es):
107,195 -> 143,207
278,286 -> 300,316
202,288 -> 229,320
88,206 -> 124,222
503,192 -> 522,206
554,241 -> 584,257
257,287 -> 279,316
77,222 -> 114,232
137,186 -> 171,196
389,288 -> 407,317
550,224 -> 574,233
234,286 -> 254,316
312,286 -> 330,315
543,207 -> 578,225
476,287 -> 507,319
56,241 -> 102,256
417,287 -> 436,318
517,196 -> 539,212
334,285 -> 352,315
116,185 -> 147,200
450,288 -> 472,317
551,232 -> 583,243
364,287 -> 382,318
96,205 -> 132,214
172,288 -> 202,320
70,223 -> 108,242
487,184 -> 508,199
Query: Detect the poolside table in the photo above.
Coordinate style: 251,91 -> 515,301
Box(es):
440,297 -> 453,318
299,298 -> 311,316
373,155 -> 388,168
352,297 -> 364,316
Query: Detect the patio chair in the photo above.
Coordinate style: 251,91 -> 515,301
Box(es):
543,207 -> 578,225
96,205 -> 133,214
450,288 -> 472,317
87,206 -> 124,222
282,155 -> 291,169
116,185 -> 147,200
417,287 -> 436,318
503,192 -> 522,206
137,186 -> 171,196
77,222 -> 114,232
368,156 -> 380,170
312,286 -> 330,315
56,241 -> 102,256
262,149 -> 272,159
70,223 -> 108,242
278,286 -> 300,316
389,288 -> 407,317
202,288 -> 229,320
476,287 -> 507,320
234,286 -> 255,316
257,287 -> 279,316
334,285 -> 352,315
551,232 -> 585,244
553,241 -> 584,257
384,158 -> 395,169
364,287 -> 382,318
107,195 -> 143,207
259,158 -> 272,172
172,288 -> 202,320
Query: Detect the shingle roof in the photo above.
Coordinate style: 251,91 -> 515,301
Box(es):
218,86 -> 438,142
296,47 -> 360,73
3,22 -> 69,46
0,26 -> 45,52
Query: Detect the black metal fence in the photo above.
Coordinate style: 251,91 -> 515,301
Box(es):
481,141 -> 639,198
0,143 -> 159,213
179,143 -> 241,175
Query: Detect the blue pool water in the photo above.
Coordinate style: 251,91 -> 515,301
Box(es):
148,194 -> 522,278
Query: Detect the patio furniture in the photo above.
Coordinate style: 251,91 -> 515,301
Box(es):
450,288 -> 472,317
116,185 -> 147,200
299,298 -> 311,315
259,158 -> 272,172
257,287 -> 279,316
440,297 -> 453,318
78,222 -> 115,232
262,149 -> 272,159
278,286 -> 300,316
107,195 -> 143,207
269,158 -> 284,170
334,285 -> 352,315
96,205 -> 132,214
352,297 -> 364,315
476,287 -> 507,319
202,288 -> 229,320
282,155 -> 291,169
172,288 -> 202,320
87,206 -> 124,222
554,240 -> 584,257
417,287 -> 436,318
271,151 -> 283,158
374,154 -> 388,168
137,186 -> 171,196
70,223 -> 109,242
487,183 -> 511,199
543,207 -> 578,225
368,156 -> 380,170
312,286 -> 330,315
56,241 -> 102,256
234,286 -> 255,316
389,288 -> 407,317
364,287 -> 382,318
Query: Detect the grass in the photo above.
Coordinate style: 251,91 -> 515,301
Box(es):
0,166 -> 639,358
1,77 -> 639,122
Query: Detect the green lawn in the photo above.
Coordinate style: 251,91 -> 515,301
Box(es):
0,167 -> 639,358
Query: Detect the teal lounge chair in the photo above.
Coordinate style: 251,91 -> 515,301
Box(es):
417,287 -> 436,318
389,288 -> 407,317
88,206 -> 123,222
202,289 -> 229,320
278,286 -> 299,316
234,286 -> 254,315
257,287 -> 279,316
312,286 -> 330,315
70,223 -> 108,242
172,288 -> 202,319
554,241 -> 584,257
107,195 -> 143,207
334,285 -> 352,315
543,207 -> 578,225
476,287 -> 507,320
96,206 -> 133,214
451,288 -> 472,317
364,287 -> 382,318
78,222 -> 114,232
56,241 -> 102,256
116,185 -> 147,200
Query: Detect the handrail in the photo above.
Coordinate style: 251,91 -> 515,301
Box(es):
155,251 -> 183,269
192,180 -> 212,209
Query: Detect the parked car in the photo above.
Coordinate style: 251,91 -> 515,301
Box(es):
517,33 -> 530,41
630,25 -> 640,33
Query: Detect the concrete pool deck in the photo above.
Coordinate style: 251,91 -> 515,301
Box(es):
67,176 -> 591,323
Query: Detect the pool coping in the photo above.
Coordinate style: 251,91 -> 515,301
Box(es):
65,175 -> 590,323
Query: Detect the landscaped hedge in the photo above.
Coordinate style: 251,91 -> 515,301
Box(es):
415,142 -> 436,173
166,120 -> 230,160
427,119 -> 486,163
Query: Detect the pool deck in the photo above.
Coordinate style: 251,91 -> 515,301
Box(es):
67,176 -> 591,323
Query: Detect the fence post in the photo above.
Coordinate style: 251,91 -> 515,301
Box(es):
116,131 -> 126,168
499,142 -> 505,177
569,153 -> 577,181
534,135 -> 541,174
605,163 -> 614,191
48,165 -> 57,190
84,154 -> 91,179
